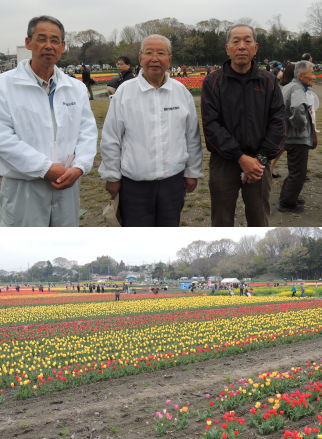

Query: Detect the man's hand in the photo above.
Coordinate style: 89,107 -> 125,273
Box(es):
184,177 -> 198,193
106,181 -> 121,199
238,154 -> 265,183
45,163 -> 67,182
50,168 -> 83,190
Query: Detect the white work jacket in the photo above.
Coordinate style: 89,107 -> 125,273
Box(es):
99,71 -> 202,182
0,59 -> 98,180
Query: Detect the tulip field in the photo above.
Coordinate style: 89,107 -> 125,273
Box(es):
0,291 -> 321,438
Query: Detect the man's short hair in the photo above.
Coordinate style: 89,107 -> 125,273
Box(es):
294,60 -> 314,78
226,24 -> 257,43
117,56 -> 131,66
139,34 -> 172,55
301,53 -> 312,61
27,16 -> 65,41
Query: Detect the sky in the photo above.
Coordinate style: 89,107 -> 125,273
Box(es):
0,227 -> 275,272
1,0 -> 313,54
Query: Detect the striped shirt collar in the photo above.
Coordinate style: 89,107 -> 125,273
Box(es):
26,60 -> 57,94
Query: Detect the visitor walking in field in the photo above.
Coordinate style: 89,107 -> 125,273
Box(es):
201,24 -> 286,226
99,34 -> 202,226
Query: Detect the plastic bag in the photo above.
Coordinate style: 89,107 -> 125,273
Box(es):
102,194 -> 122,227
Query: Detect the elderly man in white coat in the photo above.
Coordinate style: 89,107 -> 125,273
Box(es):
99,34 -> 202,227
0,15 -> 97,226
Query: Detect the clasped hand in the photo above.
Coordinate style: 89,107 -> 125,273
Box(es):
45,163 -> 83,190
238,155 -> 265,184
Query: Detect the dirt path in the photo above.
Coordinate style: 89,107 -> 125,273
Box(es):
0,337 -> 321,439
80,82 -> 322,227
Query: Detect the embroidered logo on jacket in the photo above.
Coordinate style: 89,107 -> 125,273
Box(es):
164,106 -> 180,111
63,101 -> 76,106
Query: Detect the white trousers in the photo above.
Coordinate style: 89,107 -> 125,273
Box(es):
0,177 -> 80,227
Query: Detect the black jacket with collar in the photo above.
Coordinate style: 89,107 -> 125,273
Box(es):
201,59 -> 287,161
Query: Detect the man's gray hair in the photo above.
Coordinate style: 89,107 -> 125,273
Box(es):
27,15 -> 65,41
294,60 -> 314,78
139,34 -> 172,55
226,24 -> 257,43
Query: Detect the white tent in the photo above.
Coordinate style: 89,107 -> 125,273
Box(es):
221,278 -> 240,284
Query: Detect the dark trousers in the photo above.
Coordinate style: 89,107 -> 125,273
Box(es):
119,172 -> 185,227
279,144 -> 309,207
209,154 -> 271,226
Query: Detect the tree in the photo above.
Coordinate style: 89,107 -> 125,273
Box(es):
181,35 -> 206,64
236,235 -> 259,255
196,19 -> 221,33
120,26 -> 138,45
256,228 -> 295,262
274,246 -> 309,279
177,240 -> 210,264
65,31 -> 79,49
152,262 -> 166,280
75,30 -> 106,46
306,1 -> 322,35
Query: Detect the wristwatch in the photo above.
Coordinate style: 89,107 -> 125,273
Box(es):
256,154 -> 269,165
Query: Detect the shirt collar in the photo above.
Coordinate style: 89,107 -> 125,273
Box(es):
26,60 -> 57,94
138,69 -> 172,92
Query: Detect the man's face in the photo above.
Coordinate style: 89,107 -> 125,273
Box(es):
299,67 -> 315,87
226,26 -> 258,72
25,21 -> 65,70
116,60 -> 130,72
139,38 -> 172,82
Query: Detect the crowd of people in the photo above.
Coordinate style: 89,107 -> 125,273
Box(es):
0,15 -> 319,227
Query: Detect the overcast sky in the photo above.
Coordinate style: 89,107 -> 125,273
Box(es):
1,0 -> 313,54
0,228 -> 276,272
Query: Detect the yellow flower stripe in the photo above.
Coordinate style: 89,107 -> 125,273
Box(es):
0,296 -> 311,326
0,308 -> 320,382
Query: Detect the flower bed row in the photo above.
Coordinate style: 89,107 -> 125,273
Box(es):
0,299 -> 320,342
0,295 -> 316,326
0,305 -> 320,398
152,360 -> 322,438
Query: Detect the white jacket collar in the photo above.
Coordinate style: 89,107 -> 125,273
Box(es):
138,69 -> 172,92
12,59 -> 71,88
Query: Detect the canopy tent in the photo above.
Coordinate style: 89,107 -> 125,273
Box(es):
221,278 -> 240,284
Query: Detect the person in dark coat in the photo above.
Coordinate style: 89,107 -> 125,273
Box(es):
201,24 -> 286,226
81,64 -> 94,100
106,56 -> 134,98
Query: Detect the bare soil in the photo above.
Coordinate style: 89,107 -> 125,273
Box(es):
80,82 -> 322,227
0,336 -> 321,439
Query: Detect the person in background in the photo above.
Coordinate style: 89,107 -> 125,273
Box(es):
81,64 -> 94,100
270,62 -> 296,179
106,56 -> 135,98
278,60 -> 317,213
0,15 -> 97,226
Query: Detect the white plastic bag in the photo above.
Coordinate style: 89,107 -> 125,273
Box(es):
102,194 -> 122,227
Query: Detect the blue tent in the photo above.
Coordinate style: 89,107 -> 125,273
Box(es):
126,276 -> 137,282
180,282 -> 191,290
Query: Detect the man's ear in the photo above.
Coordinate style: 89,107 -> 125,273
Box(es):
25,37 -> 32,50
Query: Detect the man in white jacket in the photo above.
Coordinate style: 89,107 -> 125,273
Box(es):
0,15 -> 97,226
99,34 -> 202,226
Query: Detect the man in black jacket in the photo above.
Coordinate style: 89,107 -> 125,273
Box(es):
106,56 -> 134,98
201,24 -> 286,226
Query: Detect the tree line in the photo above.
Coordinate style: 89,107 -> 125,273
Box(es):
59,11 -> 322,68
1,228 -> 322,283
